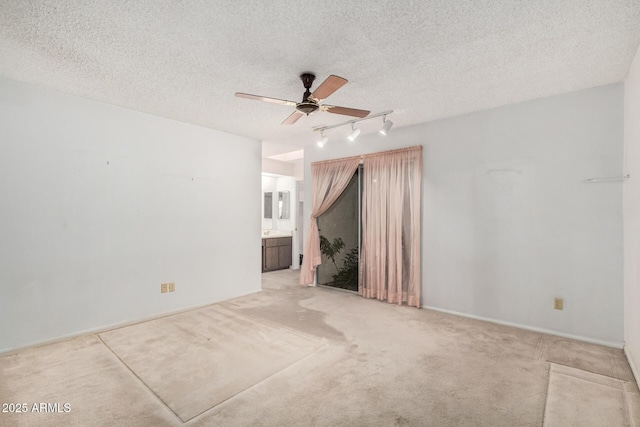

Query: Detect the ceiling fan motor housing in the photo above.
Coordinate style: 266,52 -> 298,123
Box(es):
300,73 -> 316,89
297,73 -> 319,115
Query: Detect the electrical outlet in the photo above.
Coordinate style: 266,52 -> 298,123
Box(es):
168,282 -> 175,292
553,297 -> 563,310
161,283 -> 168,293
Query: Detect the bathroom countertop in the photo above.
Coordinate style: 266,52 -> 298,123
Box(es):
261,232 -> 292,239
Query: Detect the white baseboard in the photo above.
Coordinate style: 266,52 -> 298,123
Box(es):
424,305 -> 624,349
0,289 -> 262,355
625,346 -> 640,385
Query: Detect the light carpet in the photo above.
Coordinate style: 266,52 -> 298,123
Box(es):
1,269 -> 639,426
98,304 -> 326,422
543,363 -> 640,427
0,335 -> 176,426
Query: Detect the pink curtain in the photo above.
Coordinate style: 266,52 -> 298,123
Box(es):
299,156 -> 361,285
359,146 -> 422,307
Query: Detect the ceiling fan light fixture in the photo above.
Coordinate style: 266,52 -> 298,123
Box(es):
296,101 -> 319,115
379,116 -> 393,135
348,124 -> 361,142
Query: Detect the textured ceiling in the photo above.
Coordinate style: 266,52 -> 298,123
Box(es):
1,1 -> 640,158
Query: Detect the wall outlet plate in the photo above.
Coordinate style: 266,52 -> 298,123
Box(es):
161,283 -> 168,293
553,297 -> 563,310
168,282 -> 175,292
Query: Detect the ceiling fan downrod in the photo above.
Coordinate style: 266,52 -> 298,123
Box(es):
297,73 -> 319,115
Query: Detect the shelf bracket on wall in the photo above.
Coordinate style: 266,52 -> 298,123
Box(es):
585,174 -> 630,183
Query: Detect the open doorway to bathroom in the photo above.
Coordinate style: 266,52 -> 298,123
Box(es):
316,166 -> 361,291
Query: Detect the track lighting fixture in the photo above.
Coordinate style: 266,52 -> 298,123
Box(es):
317,131 -> 328,148
313,110 -> 394,145
348,124 -> 361,142
379,115 -> 393,135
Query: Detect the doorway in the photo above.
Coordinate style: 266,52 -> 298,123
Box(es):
316,166 -> 361,291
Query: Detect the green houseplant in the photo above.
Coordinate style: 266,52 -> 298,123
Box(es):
319,236 -> 358,291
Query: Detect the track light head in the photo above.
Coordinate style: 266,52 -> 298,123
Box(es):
379,116 -> 393,135
317,131 -> 328,148
348,124 -> 361,141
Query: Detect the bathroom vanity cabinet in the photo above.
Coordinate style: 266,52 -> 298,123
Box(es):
262,236 -> 292,272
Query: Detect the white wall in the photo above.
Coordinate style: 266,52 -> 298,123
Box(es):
262,158 -> 295,177
305,83 -> 624,346
0,78 -> 262,352
624,45 -> 640,380
292,159 -> 304,181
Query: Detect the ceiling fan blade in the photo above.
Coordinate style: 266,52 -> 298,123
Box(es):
324,105 -> 370,118
282,111 -> 304,125
235,92 -> 297,106
310,75 -> 348,101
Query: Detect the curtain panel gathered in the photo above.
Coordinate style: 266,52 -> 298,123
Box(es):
359,145 -> 422,307
299,156 -> 361,285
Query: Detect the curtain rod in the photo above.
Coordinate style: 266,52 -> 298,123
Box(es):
311,145 -> 422,167
312,110 -> 394,133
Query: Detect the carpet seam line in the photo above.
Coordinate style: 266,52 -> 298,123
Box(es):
553,371 -> 625,390
547,360 -> 630,384
612,355 -> 622,380
96,334 -> 185,424
621,387 -> 632,427
541,362 -> 551,427
625,386 -> 639,427
184,342 -> 330,423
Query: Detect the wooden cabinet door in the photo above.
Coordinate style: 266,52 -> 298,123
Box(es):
278,244 -> 292,269
264,246 -> 279,271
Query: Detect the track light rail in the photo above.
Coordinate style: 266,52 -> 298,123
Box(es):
313,110 -> 394,133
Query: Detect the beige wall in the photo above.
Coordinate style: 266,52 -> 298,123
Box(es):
624,44 -> 640,382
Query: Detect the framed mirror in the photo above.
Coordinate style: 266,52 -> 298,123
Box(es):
264,192 -> 273,219
278,191 -> 290,219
